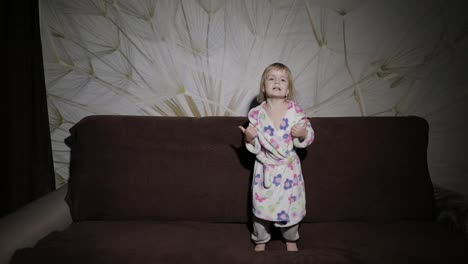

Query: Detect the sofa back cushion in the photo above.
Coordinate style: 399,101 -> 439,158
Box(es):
66,115 -> 434,222
67,116 -> 253,222
301,116 -> 434,222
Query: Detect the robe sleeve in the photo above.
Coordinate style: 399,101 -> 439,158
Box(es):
293,104 -> 315,148
244,108 -> 261,154
245,137 -> 261,154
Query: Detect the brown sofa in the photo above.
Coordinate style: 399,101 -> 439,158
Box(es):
9,115 -> 468,263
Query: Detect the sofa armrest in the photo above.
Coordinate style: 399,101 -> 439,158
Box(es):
0,184 -> 72,264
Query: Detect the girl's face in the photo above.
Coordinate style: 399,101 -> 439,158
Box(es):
263,69 -> 289,99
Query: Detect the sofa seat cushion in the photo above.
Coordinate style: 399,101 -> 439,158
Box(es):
12,221 -> 468,264
8,221 -> 358,263
12,221 -> 252,264
299,221 -> 468,264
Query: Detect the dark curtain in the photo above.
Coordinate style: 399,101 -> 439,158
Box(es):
2,0 -> 55,217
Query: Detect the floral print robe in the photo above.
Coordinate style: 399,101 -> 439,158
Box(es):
245,100 -> 314,227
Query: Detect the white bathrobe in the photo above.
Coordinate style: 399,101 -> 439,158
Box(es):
246,100 -> 314,227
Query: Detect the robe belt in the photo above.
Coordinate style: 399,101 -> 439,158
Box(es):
256,153 -> 297,189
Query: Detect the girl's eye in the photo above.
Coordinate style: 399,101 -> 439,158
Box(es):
281,79 -> 286,82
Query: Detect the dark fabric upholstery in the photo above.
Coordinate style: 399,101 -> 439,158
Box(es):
12,221 -> 468,264
301,116 -> 434,222
299,221 -> 468,263
66,116 -> 253,222
66,116 -> 433,222
11,115 -> 468,263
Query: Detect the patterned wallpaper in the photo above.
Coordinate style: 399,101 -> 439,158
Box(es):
39,0 -> 468,195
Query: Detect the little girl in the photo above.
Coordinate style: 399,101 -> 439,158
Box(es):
239,62 -> 315,252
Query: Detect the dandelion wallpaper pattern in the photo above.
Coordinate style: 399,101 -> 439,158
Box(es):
39,0 -> 468,196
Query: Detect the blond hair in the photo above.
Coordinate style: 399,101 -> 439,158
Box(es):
257,62 -> 296,103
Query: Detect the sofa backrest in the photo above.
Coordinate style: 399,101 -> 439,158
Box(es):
66,115 -> 434,222
66,116 -> 252,222
301,116 -> 434,222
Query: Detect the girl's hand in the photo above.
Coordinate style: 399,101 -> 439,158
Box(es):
238,126 -> 258,143
291,119 -> 309,141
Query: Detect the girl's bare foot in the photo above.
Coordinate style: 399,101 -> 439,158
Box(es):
286,242 -> 298,251
254,244 -> 266,251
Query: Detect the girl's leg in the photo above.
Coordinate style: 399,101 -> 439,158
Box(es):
280,224 -> 299,251
251,217 -> 271,251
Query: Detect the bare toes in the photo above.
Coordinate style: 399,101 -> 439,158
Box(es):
286,242 -> 298,251
254,244 -> 266,252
